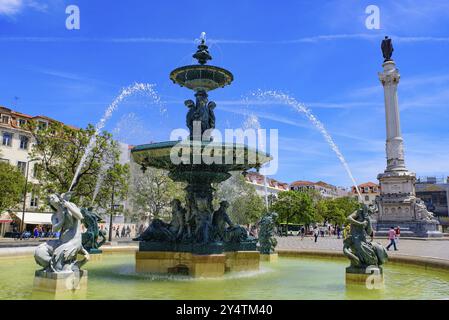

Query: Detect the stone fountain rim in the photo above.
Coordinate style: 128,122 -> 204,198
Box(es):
169,64 -> 234,90
131,140 -> 272,159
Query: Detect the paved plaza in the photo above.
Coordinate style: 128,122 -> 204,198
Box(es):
276,236 -> 449,260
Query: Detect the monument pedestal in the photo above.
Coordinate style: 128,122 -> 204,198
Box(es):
260,253 -> 278,262
33,270 -> 88,293
345,266 -> 384,288
374,220 -> 442,238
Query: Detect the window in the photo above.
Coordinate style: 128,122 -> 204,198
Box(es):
365,195 -> 370,201
17,161 -> 27,175
18,119 -> 27,127
1,115 -> 9,124
37,121 -> 48,130
33,163 -> 41,178
19,135 -> 29,150
2,132 -> 12,146
30,196 -> 38,207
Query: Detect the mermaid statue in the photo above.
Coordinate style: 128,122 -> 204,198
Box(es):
343,205 -> 388,273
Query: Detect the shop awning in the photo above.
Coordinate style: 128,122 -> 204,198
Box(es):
0,212 -> 13,223
12,212 -> 53,225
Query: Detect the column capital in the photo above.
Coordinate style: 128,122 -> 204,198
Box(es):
378,61 -> 400,86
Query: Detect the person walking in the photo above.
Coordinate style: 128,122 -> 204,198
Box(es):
115,226 -> 120,238
395,226 -> 401,245
121,226 -> 126,238
313,226 -> 319,243
336,226 -> 341,239
33,226 -> 39,239
300,226 -> 305,240
386,226 -> 398,251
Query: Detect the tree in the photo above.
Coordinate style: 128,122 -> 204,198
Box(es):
0,162 -> 26,213
129,162 -> 185,223
27,121 -> 129,210
229,193 -> 266,225
271,190 -> 315,226
317,197 -> 361,226
215,173 -> 266,225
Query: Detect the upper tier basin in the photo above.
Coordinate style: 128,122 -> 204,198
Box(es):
169,65 -> 234,92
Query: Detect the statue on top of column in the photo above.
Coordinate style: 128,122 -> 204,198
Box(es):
381,36 -> 394,62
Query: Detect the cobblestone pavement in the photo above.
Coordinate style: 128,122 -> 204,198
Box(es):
276,236 -> 449,260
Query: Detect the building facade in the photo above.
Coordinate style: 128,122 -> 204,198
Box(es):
290,180 -> 350,199
245,172 -> 289,204
352,182 -> 380,206
0,106 -> 132,235
0,106 -> 54,235
416,176 -> 449,232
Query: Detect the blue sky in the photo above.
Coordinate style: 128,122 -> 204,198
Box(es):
1,0 -> 449,187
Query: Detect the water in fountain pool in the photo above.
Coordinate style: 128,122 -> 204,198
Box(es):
1,253 -> 449,300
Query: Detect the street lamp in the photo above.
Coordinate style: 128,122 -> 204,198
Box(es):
20,158 -> 40,232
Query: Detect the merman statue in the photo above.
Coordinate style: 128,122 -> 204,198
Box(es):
34,192 -> 89,273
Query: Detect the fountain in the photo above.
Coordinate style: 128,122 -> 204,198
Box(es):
131,35 -> 272,277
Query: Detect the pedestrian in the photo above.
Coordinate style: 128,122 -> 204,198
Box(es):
336,226 -> 341,239
121,226 -> 126,238
33,226 -> 39,238
395,226 -> 401,245
313,226 -> 319,243
300,226 -> 305,240
115,226 -> 120,238
386,226 -> 398,251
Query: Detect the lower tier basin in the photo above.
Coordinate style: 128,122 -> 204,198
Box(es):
1,253 -> 449,300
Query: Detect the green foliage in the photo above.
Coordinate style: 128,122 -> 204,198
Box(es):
270,190 -> 315,225
215,173 -> 266,225
0,162 -> 26,213
313,197 -> 361,225
129,164 -> 185,222
27,121 -> 129,210
229,193 -> 266,225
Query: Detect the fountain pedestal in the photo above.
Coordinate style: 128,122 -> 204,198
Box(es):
136,251 -> 227,277
345,266 -> 384,288
260,253 -> 278,262
33,270 -> 88,293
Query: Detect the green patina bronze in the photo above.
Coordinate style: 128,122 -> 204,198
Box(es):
81,207 -> 106,254
343,205 -> 388,274
258,212 -> 278,255
132,37 -> 271,254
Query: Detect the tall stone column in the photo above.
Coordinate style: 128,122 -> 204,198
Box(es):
374,37 -> 442,237
378,60 -> 406,172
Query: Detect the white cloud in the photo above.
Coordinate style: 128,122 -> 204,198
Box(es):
0,0 -> 47,16
0,0 -> 22,15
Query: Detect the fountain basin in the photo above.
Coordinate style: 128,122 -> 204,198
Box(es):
2,253 -> 449,299
169,65 -> 233,92
132,141 -> 272,177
